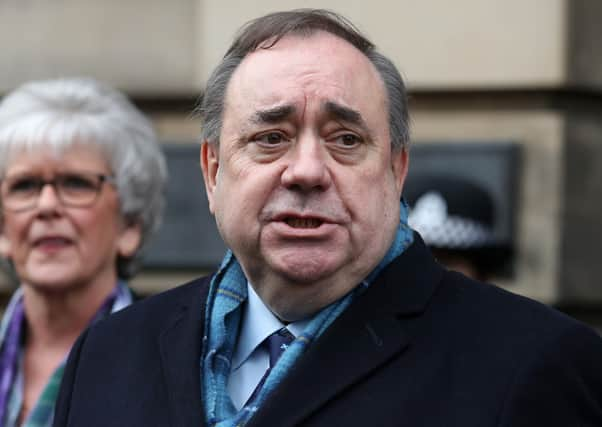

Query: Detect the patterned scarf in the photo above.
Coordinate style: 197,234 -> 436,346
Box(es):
0,281 -> 133,427
202,201 -> 414,427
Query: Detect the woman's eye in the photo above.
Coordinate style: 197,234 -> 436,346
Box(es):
9,178 -> 40,193
57,174 -> 98,191
62,175 -> 96,190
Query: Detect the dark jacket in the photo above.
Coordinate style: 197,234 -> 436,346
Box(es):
53,236 -> 602,426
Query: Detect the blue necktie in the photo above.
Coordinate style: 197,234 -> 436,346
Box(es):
246,327 -> 295,405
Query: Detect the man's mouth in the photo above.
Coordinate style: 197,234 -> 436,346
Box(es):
284,217 -> 323,229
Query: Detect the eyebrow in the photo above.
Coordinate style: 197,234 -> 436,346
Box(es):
323,101 -> 372,136
247,101 -> 373,137
250,105 -> 297,124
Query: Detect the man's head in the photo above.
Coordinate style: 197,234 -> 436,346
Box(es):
200,9 -> 410,321
198,9 -> 409,151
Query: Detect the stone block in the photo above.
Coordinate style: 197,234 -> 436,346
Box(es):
0,0 -> 198,95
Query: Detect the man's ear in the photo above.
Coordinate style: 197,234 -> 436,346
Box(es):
200,141 -> 219,214
117,223 -> 142,258
391,148 -> 409,196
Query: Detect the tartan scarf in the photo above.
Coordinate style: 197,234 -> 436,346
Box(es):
0,280 -> 133,427
202,201 -> 414,427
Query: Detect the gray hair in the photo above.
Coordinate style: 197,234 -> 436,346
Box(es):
197,9 -> 410,151
0,77 -> 167,278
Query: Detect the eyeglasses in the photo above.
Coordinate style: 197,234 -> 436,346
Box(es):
0,172 -> 116,212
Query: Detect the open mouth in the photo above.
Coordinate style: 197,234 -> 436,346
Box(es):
34,237 -> 73,247
284,217 -> 323,228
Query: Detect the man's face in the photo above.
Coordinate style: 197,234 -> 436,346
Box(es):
201,31 -> 408,321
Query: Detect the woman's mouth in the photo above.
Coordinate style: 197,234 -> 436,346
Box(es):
33,237 -> 73,248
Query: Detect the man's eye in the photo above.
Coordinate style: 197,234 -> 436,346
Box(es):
255,132 -> 287,146
335,134 -> 362,147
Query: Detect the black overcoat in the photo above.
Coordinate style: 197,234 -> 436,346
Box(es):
53,236 -> 602,426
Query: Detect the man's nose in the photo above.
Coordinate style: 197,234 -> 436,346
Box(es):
281,136 -> 332,191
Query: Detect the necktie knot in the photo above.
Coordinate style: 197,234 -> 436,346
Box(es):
266,327 -> 295,367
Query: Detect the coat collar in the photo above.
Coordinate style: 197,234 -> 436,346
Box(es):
158,277 -> 211,427
247,234 -> 444,427
381,233 -> 444,315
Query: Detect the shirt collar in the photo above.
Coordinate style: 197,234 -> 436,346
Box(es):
231,282 -> 309,370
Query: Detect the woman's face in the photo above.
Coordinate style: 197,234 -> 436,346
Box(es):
0,144 -> 141,293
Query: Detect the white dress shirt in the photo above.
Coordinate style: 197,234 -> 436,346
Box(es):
227,283 -> 309,410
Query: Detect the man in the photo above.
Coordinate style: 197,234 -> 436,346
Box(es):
53,9 -> 602,427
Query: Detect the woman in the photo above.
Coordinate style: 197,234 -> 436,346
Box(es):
0,78 -> 167,426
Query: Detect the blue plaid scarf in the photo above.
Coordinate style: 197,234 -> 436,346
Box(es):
202,201 -> 414,427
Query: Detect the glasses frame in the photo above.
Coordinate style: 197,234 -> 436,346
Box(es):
0,172 -> 116,212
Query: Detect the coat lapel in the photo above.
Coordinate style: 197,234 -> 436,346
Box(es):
158,278 -> 211,427
247,235 -> 443,427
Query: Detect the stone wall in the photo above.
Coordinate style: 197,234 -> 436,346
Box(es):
1,1 -> 601,316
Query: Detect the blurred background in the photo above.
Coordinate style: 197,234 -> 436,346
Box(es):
1,0 -> 601,329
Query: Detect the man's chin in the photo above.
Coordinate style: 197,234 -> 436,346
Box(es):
265,250 -> 349,285
254,261 -> 353,321
271,256 -> 342,286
